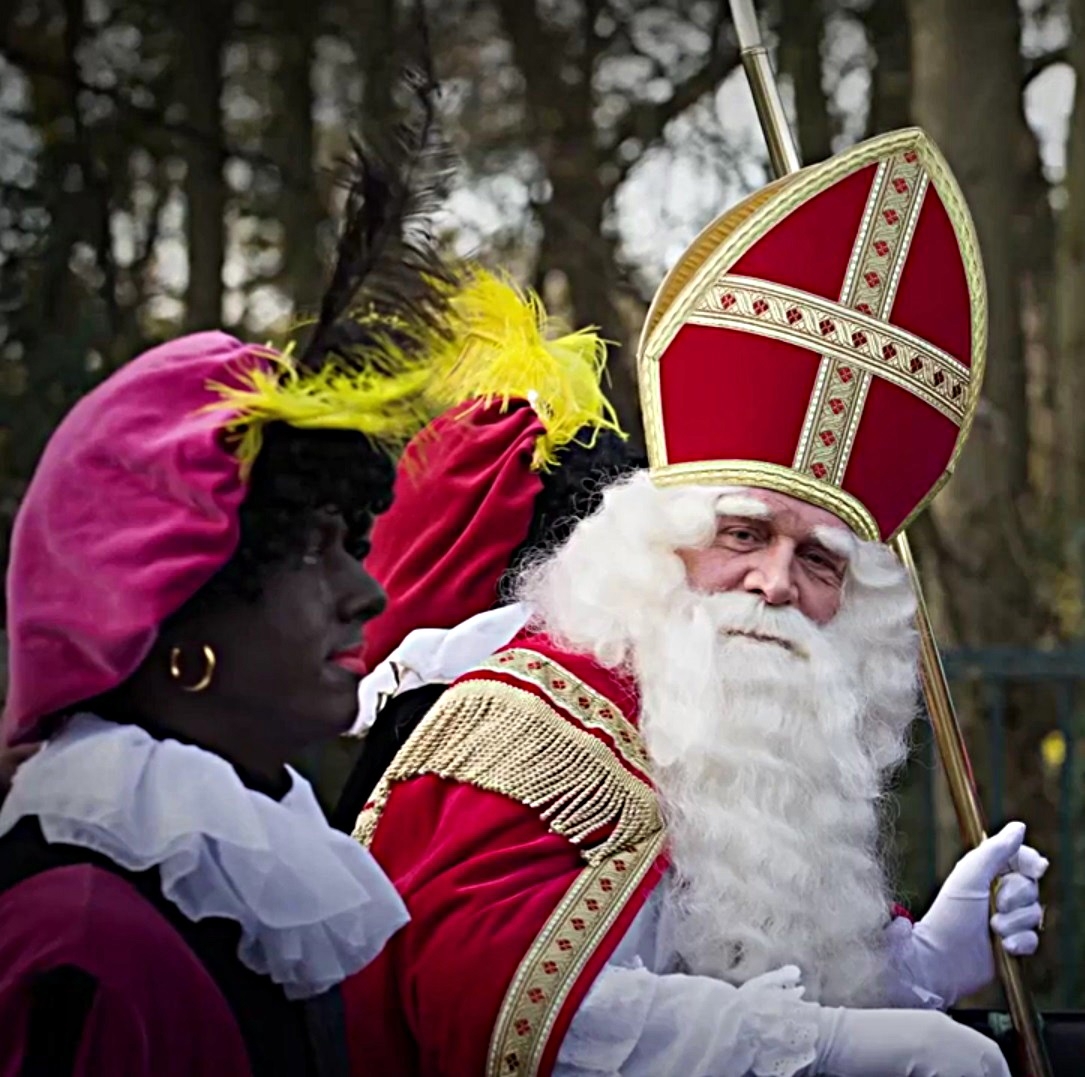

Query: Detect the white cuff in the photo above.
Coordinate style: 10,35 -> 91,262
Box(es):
348,603 -> 529,736
554,960 -> 818,1077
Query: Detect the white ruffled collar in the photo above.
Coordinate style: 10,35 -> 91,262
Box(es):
0,714 -> 408,999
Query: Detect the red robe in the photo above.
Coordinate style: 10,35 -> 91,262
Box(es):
342,634 -> 667,1077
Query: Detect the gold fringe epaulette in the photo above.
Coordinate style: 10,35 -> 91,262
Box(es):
352,650 -> 661,865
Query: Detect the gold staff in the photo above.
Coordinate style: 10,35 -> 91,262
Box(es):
725,2 -> 1052,1075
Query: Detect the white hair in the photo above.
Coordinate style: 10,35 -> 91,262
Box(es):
518,471 -> 919,1005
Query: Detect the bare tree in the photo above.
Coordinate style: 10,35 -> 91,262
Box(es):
778,0 -> 832,163
906,0 -> 1063,993
1056,0 -> 1085,591
862,0 -> 911,135
175,0 -> 230,331
907,0 -> 1039,644
488,0 -> 736,442
354,0 -> 399,128
271,0 -> 324,314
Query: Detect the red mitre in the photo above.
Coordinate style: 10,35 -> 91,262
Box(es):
638,128 -> 985,541
358,400 -> 546,669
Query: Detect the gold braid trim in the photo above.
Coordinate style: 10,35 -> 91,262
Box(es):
353,657 -> 661,866
488,832 -> 666,1077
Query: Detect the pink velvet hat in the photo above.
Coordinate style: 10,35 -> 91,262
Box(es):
2,330 -> 429,745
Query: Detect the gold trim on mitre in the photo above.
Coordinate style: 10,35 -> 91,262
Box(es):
637,128 -> 987,541
651,460 -> 880,541
642,173 -> 793,342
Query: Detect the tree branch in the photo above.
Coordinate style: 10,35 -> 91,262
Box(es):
493,0 -> 566,114
128,165 -> 172,306
584,0 -> 604,87
0,41 -> 283,178
61,0 -> 120,340
908,512 -> 970,642
605,14 -> 737,171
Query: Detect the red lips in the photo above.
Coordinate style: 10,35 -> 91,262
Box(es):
329,644 -> 367,676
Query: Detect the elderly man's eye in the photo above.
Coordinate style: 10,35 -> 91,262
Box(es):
803,547 -> 844,581
718,525 -> 765,549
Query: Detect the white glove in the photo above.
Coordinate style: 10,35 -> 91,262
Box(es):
896,821 -> 1048,1005
812,1006 -> 1010,1077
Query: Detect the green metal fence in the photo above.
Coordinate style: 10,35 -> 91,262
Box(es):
898,647 -> 1085,1007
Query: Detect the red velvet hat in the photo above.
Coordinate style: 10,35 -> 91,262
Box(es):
638,128 -> 985,541
358,401 -> 545,669
355,274 -> 621,670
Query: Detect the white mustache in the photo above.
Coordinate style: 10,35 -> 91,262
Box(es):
718,628 -> 809,660
692,591 -> 820,658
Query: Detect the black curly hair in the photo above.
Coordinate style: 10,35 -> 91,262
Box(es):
500,427 -> 646,597
199,422 -> 396,605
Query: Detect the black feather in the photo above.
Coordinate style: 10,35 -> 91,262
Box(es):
298,19 -> 458,373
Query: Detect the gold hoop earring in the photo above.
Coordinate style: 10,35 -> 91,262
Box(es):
169,644 -> 216,693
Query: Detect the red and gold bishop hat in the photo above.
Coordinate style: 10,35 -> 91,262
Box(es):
637,128 -> 985,542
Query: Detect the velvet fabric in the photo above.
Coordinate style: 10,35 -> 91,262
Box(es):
340,634 -> 663,1077
653,134 -> 978,541
842,192 -> 971,534
0,861 -> 252,1076
341,633 -> 925,1077
355,401 -> 545,670
3,332 -> 265,745
0,814 -> 357,1077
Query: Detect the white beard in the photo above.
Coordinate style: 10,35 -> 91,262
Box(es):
519,474 -> 919,1007
633,589 -> 899,1006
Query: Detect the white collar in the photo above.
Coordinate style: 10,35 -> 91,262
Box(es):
350,602 -> 530,736
0,714 -> 408,999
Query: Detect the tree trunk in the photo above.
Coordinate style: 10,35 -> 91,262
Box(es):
907,0 -> 1035,643
532,68 -> 635,448
777,0 -> 832,164
1016,96 -> 1058,523
537,148 -> 637,443
494,0 -> 641,444
355,0 -> 399,134
1056,0 -> 1085,605
275,0 -> 324,315
863,0 -> 912,136
175,0 -> 229,332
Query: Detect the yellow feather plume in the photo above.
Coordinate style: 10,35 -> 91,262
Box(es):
202,269 -> 622,477
428,270 -> 624,470
205,345 -> 434,476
